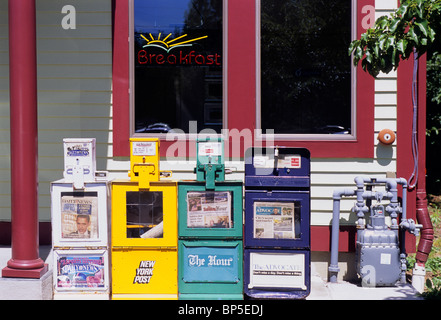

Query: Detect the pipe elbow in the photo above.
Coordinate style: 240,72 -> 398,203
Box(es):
333,188 -> 355,199
354,176 -> 371,187
396,177 -> 408,188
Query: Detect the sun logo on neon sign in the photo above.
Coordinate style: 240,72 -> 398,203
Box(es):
140,33 -> 208,53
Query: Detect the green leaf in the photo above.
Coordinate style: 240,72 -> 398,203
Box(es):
379,34 -> 388,50
397,38 -> 408,54
396,2 -> 409,17
348,40 -> 357,55
354,46 -> 363,65
428,27 -> 436,42
390,18 -> 402,33
365,50 -> 373,63
408,26 -> 419,44
426,278 -> 433,290
392,47 -> 398,66
374,42 -> 380,57
415,18 -> 429,37
376,16 -> 389,29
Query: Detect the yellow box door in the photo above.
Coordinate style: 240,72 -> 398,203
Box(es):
111,180 -> 177,248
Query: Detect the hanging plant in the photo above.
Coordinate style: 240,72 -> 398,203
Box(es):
349,0 -> 441,77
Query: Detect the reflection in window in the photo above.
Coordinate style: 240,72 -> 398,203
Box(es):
126,191 -> 163,238
134,0 -> 223,134
260,0 -> 352,134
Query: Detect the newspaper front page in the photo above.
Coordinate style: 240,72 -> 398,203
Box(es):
187,191 -> 232,228
253,201 -> 297,239
60,192 -> 99,239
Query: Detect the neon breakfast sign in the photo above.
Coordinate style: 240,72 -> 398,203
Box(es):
137,33 -> 221,66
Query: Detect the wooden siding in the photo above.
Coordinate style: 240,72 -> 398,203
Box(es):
0,0 -> 400,232
0,0 -> 113,221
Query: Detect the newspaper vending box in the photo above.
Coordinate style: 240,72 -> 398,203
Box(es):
244,147 -> 311,299
111,138 -> 178,300
51,138 -> 111,299
178,138 -> 243,300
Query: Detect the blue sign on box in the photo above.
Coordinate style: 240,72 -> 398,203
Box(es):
182,245 -> 240,283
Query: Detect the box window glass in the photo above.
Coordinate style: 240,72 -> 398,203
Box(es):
60,192 -> 99,239
186,191 -> 233,228
126,191 -> 164,238
253,201 -> 301,239
55,254 -> 107,290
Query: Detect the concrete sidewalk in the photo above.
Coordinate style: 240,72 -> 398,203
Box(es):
0,245 -> 53,300
0,246 -> 424,300
306,268 -> 423,300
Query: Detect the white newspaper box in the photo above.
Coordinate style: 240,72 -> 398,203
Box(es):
51,138 -> 111,299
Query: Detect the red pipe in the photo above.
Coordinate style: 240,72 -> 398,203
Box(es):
415,190 -> 434,264
415,54 -> 433,265
2,0 -> 47,278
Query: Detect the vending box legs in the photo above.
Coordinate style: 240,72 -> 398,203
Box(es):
178,240 -> 243,300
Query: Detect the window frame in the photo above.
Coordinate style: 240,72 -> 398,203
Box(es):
112,0 -> 374,158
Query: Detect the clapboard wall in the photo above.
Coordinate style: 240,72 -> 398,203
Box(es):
0,0 -> 398,244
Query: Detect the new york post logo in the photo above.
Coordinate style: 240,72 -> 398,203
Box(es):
137,32 -> 221,66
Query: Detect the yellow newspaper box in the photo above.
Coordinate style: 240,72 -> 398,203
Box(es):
111,138 -> 178,300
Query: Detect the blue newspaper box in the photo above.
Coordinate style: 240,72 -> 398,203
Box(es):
243,147 -> 311,299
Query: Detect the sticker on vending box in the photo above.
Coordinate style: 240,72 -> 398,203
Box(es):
198,142 -> 222,157
132,141 -> 157,156
249,252 -> 306,289
56,255 -> 106,290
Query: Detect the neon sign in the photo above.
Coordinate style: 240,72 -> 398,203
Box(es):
137,33 -> 221,66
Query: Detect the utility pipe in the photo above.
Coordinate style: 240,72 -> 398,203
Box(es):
415,52 -> 433,266
408,51 -> 433,293
2,0 -> 47,278
328,188 -> 355,283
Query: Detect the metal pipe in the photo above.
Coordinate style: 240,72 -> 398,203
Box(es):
329,188 -> 355,283
415,190 -> 433,264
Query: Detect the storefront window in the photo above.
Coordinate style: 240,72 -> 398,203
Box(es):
260,0 -> 353,135
133,0 -> 223,134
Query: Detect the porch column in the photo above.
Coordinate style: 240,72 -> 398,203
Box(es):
2,0 -> 48,278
